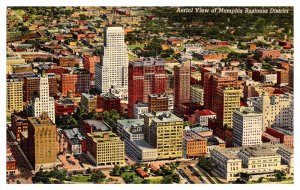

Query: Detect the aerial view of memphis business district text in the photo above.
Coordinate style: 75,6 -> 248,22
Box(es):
6,6 -> 293,184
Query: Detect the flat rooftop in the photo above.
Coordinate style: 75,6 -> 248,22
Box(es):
117,119 -> 144,127
133,140 -> 156,150
184,130 -> 205,142
84,120 -> 111,132
146,111 -> 183,123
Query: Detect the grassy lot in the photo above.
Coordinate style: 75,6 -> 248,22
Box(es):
128,44 -> 145,49
128,53 -> 139,61
148,178 -> 163,184
71,175 -> 91,183
121,171 -> 144,184
204,46 -> 237,53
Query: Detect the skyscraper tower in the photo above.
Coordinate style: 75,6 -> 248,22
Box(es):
30,71 -> 55,123
174,60 -> 191,116
95,26 -> 128,99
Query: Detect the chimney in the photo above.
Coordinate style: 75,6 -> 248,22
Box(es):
103,133 -> 110,140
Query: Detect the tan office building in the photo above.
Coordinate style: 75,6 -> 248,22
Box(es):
144,112 -> 184,160
7,78 -> 23,115
27,113 -> 57,171
86,132 -> 125,166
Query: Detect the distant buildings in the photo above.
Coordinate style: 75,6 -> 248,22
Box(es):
194,109 -> 217,127
257,49 -> 281,59
95,26 -> 128,99
55,98 -> 75,115
83,54 -> 100,80
211,144 -> 294,182
7,78 -> 23,115
83,120 -> 111,134
148,94 -> 169,112
233,107 -> 262,147
86,132 -> 125,166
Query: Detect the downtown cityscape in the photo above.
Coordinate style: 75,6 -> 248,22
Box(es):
6,6 -> 294,184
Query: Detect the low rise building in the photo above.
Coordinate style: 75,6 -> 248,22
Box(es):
194,109 -> 217,127
265,127 -> 293,148
211,144 -> 294,182
6,145 -> 16,176
63,128 -> 86,155
183,130 -> 207,158
55,99 -> 75,116
117,119 -> 144,138
83,120 -> 111,134
133,102 -> 148,119
81,93 -> 97,112
97,92 -> 121,112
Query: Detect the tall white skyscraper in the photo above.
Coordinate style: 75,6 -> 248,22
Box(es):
95,26 -> 128,99
233,107 -> 262,147
30,72 -> 55,123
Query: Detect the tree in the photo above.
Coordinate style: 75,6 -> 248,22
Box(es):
198,156 -> 213,173
171,173 -> 180,183
19,26 -> 29,33
274,170 -> 286,181
111,165 -> 121,176
162,175 -> 173,184
90,170 -> 106,183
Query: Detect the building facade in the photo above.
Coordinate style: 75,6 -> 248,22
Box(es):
26,113 -> 57,171
86,132 -> 125,166
7,78 -> 23,115
128,58 -> 167,118
174,61 -> 190,116
233,107 -> 263,147
30,73 -> 55,123
60,69 -> 90,96
95,27 -> 128,99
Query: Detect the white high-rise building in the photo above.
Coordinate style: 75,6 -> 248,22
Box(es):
247,93 -> 292,131
95,26 -> 128,99
30,73 -> 55,123
233,107 -> 262,147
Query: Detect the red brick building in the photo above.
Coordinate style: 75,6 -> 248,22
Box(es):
6,145 -> 16,176
258,49 -> 281,59
203,68 -> 238,110
59,57 -> 81,67
174,60 -> 191,116
97,93 -> 121,112
24,73 -> 57,101
128,58 -> 167,118
83,54 -> 100,80
265,127 -> 293,148
60,69 -> 90,96
55,99 -> 75,115
11,111 -> 29,142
